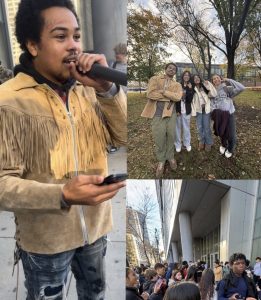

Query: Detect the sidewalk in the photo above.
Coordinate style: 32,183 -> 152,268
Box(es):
0,147 -> 126,300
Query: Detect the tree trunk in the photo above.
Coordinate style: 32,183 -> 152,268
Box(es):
226,47 -> 236,79
143,244 -> 151,266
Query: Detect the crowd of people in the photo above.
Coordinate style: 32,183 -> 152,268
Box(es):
126,254 -> 261,300
141,63 -> 245,177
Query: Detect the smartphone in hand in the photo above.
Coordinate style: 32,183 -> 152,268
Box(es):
99,173 -> 128,185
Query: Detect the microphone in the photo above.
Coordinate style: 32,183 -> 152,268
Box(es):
77,63 -> 127,86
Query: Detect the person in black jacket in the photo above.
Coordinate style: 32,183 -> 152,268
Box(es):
126,268 -> 149,300
217,253 -> 258,300
143,269 -> 158,295
175,70 -> 194,152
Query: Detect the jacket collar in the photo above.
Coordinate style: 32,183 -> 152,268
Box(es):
159,74 -> 176,81
13,52 -> 76,93
11,73 -> 40,91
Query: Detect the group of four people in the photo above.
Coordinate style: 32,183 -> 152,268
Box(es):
142,63 -> 245,177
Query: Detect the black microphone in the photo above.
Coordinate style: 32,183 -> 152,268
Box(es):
77,63 -> 127,86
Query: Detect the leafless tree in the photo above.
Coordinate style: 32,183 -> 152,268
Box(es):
155,0 -> 259,78
127,183 -> 159,266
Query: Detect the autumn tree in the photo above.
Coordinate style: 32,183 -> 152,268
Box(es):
155,0 -> 216,78
128,7 -> 171,85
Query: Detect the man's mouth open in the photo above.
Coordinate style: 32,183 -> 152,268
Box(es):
63,56 -> 78,64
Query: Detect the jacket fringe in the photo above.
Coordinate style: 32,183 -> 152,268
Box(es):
0,106 -> 110,179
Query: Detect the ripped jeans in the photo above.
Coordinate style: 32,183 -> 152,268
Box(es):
20,236 -> 107,300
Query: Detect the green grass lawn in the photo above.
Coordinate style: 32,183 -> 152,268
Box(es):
127,90 -> 261,179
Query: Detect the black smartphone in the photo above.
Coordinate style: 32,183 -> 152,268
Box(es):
99,173 -> 128,185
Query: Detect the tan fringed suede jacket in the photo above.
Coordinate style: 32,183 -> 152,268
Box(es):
0,73 -> 127,254
141,75 -> 182,118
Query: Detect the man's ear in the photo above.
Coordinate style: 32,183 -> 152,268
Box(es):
26,40 -> 39,57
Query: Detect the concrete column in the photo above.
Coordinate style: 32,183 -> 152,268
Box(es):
0,1 -> 13,68
171,242 -> 179,262
179,212 -> 193,262
167,249 -> 173,263
220,181 -> 258,261
91,0 -> 127,61
74,0 -> 94,52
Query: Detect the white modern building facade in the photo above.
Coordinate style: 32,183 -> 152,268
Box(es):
156,180 -> 261,268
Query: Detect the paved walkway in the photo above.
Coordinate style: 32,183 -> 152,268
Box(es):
0,147 -> 126,300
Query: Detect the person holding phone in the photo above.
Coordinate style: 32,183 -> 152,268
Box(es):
149,263 -> 168,299
126,268 -> 149,300
216,253 -> 257,300
191,74 -> 217,152
0,0 -> 126,299
211,74 -> 245,158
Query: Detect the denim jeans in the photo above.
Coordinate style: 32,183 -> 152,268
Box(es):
175,113 -> 191,149
196,112 -> 213,145
20,236 -> 107,300
220,113 -> 236,152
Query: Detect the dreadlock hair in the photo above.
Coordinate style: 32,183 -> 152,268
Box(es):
15,0 -> 79,55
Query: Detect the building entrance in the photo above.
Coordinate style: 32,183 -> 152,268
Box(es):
210,252 -> 219,269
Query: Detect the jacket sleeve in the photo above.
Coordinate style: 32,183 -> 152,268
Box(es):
149,293 -> 163,300
97,87 -> 127,146
205,82 -> 217,98
217,280 -> 228,300
0,168 -> 64,213
227,79 -> 245,97
163,83 -> 183,102
176,101 -> 181,114
185,86 -> 195,104
0,105 -> 66,213
191,92 -> 197,116
147,76 -> 164,100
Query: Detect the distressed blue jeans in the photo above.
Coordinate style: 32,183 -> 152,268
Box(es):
20,236 -> 107,300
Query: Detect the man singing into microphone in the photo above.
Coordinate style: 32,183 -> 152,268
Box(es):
0,0 -> 126,299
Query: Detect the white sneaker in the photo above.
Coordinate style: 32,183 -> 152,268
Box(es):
186,146 -> 192,152
176,147 -> 181,153
219,146 -> 226,154
225,150 -> 233,158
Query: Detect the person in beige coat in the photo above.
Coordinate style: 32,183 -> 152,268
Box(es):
0,0 -> 126,299
141,63 -> 182,177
